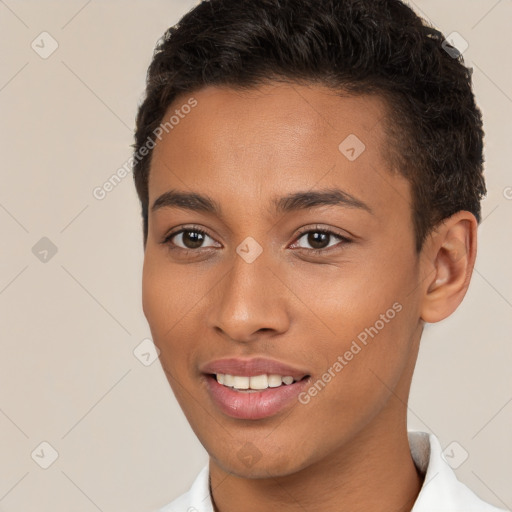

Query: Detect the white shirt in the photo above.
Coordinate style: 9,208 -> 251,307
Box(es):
157,430 -> 507,512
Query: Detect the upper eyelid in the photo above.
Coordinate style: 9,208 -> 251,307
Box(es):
291,229 -> 349,250
165,225 -> 350,249
165,226 -> 219,247
295,225 -> 349,239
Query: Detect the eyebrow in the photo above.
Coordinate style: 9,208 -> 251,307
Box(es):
151,188 -> 373,216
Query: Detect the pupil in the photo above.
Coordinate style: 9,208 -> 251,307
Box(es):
309,232 -> 328,249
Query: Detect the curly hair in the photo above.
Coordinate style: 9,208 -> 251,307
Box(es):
132,0 -> 486,252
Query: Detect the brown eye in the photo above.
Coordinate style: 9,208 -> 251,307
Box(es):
175,230 -> 207,249
301,231 -> 331,250
163,227 -> 220,251
294,228 -> 350,253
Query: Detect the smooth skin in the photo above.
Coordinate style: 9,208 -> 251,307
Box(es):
142,83 -> 477,512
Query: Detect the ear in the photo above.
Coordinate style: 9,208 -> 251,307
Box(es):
420,211 -> 478,323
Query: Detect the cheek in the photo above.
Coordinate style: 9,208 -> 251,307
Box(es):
142,258 -> 168,336
141,254 -> 186,366
142,252 -> 194,333
302,254 -> 417,405
142,263 -> 195,407
141,253 -> 209,381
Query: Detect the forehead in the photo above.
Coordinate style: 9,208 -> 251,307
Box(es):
148,83 -> 411,222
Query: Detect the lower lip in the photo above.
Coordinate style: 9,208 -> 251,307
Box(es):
204,375 -> 310,420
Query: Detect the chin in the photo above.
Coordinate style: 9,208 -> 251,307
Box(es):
221,459 -> 301,480
209,441 -> 311,480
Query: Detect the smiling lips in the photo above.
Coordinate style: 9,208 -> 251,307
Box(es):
201,357 -> 311,419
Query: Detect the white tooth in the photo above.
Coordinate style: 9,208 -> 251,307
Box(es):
223,374 -> 235,386
249,374 -> 268,390
233,376 -> 250,389
268,374 -> 283,388
282,376 -> 294,385
216,373 -> 225,385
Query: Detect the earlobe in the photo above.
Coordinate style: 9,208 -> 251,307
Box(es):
420,212 -> 477,323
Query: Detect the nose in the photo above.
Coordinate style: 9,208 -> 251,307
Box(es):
207,251 -> 291,344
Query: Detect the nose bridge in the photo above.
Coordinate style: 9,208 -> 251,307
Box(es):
208,241 -> 289,342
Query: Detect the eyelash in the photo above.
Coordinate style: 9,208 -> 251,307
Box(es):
161,224 -> 352,256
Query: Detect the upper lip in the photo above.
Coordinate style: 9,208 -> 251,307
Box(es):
200,357 -> 310,379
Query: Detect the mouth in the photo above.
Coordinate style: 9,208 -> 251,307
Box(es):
203,372 -> 311,420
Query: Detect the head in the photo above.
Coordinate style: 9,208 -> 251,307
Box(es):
134,0 -> 485,478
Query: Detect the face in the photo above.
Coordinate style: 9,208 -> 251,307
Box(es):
142,83 -> 425,478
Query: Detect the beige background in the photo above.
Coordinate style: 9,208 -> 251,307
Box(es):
1,0 -> 511,510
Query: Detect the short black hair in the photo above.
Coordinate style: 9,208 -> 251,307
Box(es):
133,0 -> 486,252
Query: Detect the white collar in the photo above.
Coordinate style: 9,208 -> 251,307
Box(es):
408,430 -> 506,511
159,430 -> 506,511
